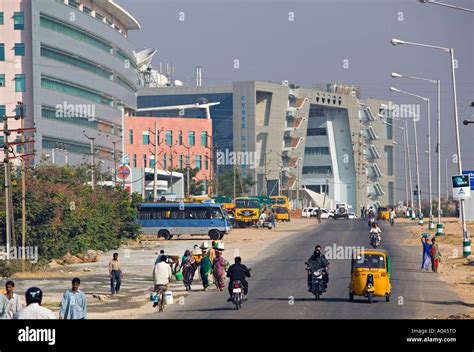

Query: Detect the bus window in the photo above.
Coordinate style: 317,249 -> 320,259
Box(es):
210,208 -> 224,219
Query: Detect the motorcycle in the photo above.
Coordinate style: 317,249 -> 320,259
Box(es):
369,232 -> 381,249
257,217 -> 273,229
230,280 -> 244,310
305,262 -> 327,301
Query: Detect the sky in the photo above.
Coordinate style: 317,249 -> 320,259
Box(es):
117,0 -> 474,201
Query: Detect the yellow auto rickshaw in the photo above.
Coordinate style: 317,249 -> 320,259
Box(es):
349,249 -> 391,304
377,207 -> 390,221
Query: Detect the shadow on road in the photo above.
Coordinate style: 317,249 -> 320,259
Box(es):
255,297 -> 369,304
177,307 -> 238,312
410,299 -> 474,308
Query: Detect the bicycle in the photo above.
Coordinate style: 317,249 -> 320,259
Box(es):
152,285 -> 166,313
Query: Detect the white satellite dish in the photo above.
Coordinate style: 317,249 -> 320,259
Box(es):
134,48 -> 157,73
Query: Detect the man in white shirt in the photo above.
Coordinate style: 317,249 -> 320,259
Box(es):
13,287 -> 56,320
153,255 -> 173,290
4,280 -> 22,319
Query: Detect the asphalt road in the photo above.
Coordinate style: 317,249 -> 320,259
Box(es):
141,219 -> 470,319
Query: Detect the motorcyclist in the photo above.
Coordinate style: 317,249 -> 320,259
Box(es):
226,256 -> 251,302
307,245 -> 329,292
369,222 -> 382,245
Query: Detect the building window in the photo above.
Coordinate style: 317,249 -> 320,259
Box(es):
162,154 -> 166,169
0,74 -> 5,87
129,129 -> 133,145
40,15 -> 112,53
41,77 -> 113,106
186,155 -> 189,168
0,44 -> 4,61
41,46 -> 113,80
386,117 -> 393,140
0,13 -> 4,25
133,154 -> 137,167
14,43 -> 25,56
0,105 -> 5,121
14,12 -> 24,30
178,131 -> 183,145
205,155 -> 209,170
304,147 -> 330,156
302,166 -> 332,174
150,156 -> 155,168
166,130 -> 172,146
188,131 -> 195,146
15,74 -> 25,92
179,155 -> 183,169
143,154 -> 147,168
306,128 -> 327,136
385,146 -> 394,176
142,131 -> 150,145
195,155 -> 202,170
201,131 -> 208,147
83,6 -> 92,15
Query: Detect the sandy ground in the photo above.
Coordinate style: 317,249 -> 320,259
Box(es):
4,218 -> 317,319
398,217 -> 474,317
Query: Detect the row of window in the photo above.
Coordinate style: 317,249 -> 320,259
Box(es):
42,137 -> 112,158
304,147 -> 330,156
0,43 -> 25,61
0,12 -> 24,29
129,130 -> 209,147
41,76 -> 113,107
131,154 -> 209,170
302,166 -> 332,175
0,74 -> 25,91
306,128 -> 327,136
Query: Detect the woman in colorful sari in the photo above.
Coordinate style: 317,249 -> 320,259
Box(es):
430,238 -> 441,273
213,245 -> 229,291
421,234 -> 431,271
182,251 -> 198,291
199,242 -> 213,291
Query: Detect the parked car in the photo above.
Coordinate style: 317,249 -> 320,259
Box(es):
311,208 -> 334,219
302,207 -> 315,218
348,212 -> 357,219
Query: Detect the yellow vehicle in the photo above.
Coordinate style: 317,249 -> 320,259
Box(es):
349,249 -> 391,304
270,196 -> 291,222
377,207 -> 390,221
185,195 -> 211,203
234,197 -> 261,227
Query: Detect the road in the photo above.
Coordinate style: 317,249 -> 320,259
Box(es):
140,219 -> 470,319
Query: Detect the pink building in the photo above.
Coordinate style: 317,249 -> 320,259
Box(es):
125,116 -> 213,182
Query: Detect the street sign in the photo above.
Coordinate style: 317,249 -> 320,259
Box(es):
452,175 -> 471,199
117,165 -> 131,179
462,170 -> 474,191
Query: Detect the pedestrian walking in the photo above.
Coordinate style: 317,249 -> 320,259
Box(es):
421,234 -> 431,271
108,252 -> 122,295
213,243 -> 229,291
152,255 -> 172,305
199,242 -> 213,291
182,250 -> 199,291
154,249 -> 165,265
3,281 -> 22,319
0,293 -> 8,319
59,278 -> 87,320
389,208 -> 396,226
317,208 -> 322,224
430,238 -> 442,273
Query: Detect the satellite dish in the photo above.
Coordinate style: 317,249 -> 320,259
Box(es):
134,48 -> 157,72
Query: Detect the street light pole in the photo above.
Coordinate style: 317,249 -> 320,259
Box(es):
83,132 -> 97,190
418,0 -> 474,13
391,38 -> 470,255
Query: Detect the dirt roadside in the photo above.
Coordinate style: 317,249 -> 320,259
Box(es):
398,217 -> 474,318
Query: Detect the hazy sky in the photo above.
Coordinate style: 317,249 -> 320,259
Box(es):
117,0 -> 473,200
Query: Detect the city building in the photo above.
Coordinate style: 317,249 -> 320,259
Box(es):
0,0 -> 140,168
138,81 -> 396,208
125,115 -> 213,198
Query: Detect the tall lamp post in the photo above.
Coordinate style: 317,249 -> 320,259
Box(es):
392,38 -> 469,256
418,0 -> 474,12
390,87 -> 432,227
392,72 -> 441,232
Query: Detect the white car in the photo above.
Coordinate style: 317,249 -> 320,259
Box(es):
310,208 -> 334,219
302,207 -> 315,218
348,212 -> 358,219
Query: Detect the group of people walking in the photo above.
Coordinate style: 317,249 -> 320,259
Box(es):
421,234 -> 442,273
180,241 -> 229,292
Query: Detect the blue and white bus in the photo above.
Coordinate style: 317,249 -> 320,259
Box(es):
137,203 -> 231,240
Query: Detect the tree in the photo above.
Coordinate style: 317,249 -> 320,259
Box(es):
1,163 -> 140,262
214,166 -> 255,197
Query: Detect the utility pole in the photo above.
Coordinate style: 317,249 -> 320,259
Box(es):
262,149 -> 272,196
233,162 -> 236,201
148,123 -> 163,201
83,132 -> 98,190
2,102 -> 35,262
182,144 -> 193,198
204,134 -> 214,196
322,170 -> 330,209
